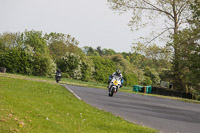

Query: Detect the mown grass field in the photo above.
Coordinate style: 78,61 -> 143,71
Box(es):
0,76 -> 157,133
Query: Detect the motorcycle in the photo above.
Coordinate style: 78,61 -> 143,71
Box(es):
55,73 -> 61,83
108,76 -> 122,97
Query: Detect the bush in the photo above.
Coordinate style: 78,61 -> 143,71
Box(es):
90,56 -> 116,83
144,67 -> 160,85
57,52 -> 82,79
0,48 -> 32,74
32,54 -> 56,77
142,76 -> 152,86
0,48 -> 56,77
62,72 -> 69,78
80,61 -> 90,81
123,73 -> 138,86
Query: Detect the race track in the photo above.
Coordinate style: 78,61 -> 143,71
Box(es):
64,85 -> 200,133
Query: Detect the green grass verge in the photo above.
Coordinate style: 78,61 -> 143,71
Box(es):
0,73 -> 132,91
0,76 -> 157,133
1,73 -> 199,104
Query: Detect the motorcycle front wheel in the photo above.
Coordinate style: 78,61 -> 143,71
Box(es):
56,77 -> 60,83
108,87 -> 114,97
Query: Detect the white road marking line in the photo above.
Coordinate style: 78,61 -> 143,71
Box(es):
63,84 -> 82,100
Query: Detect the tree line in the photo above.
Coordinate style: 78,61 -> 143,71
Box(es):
0,30 -> 170,86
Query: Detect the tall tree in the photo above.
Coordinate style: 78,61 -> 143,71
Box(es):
0,32 -> 17,51
96,46 -> 103,56
82,46 -> 100,56
166,0 -> 200,92
102,48 -> 116,56
45,32 -> 68,61
180,0 -> 200,92
108,0 -> 193,90
46,32 -> 83,61
23,30 -> 48,55
0,30 -> 56,76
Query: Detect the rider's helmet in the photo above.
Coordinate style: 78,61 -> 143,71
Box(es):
57,69 -> 61,73
116,69 -> 121,75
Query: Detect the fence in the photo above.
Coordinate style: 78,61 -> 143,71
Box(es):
152,86 -> 193,99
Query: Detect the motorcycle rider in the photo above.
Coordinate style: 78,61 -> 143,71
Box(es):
108,69 -> 124,89
55,68 -> 62,82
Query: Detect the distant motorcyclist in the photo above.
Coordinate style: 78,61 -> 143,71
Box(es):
55,69 -> 62,83
108,69 -> 124,88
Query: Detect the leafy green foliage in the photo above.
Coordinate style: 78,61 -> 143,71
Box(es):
48,40 -> 68,61
108,54 -> 139,86
168,0 -> 200,93
132,42 -> 171,71
0,48 -> 56,76
90,56 -> 116,83
102,48 -> 116,56
82,46 -> 100,56
0,32 -> 17,51
0,48 -> 31,74
23,30 -> 48,55
82,46 -> 116,56
61,72 -> 69,78
144,67 -> 160,85
57,52 -> 93,81
191,0 -> 200,20
143,76 -> 153,86
107,0 -> 197,92
80,57 -> 94,82
123,73 -> 138,86
32,54 -> 56,76
57,52 -> 82,79
0,30 -> 56,77
1,28 -> 198,93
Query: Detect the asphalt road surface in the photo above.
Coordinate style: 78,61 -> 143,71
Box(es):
64,85 -> 200,133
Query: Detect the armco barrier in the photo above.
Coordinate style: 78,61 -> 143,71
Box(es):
133,85 -> 193,99
152,86 -> 193,99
